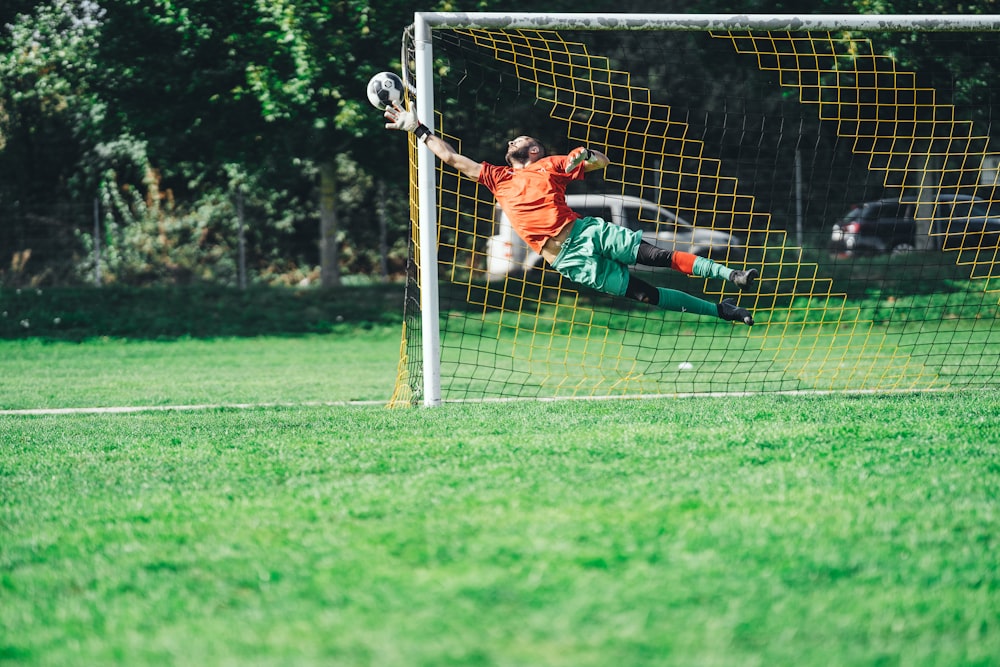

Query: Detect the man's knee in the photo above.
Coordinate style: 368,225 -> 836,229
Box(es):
635,242 -> 674,267
624,278 -> 659,305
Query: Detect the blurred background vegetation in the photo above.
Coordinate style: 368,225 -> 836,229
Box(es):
1,0 -> 995,290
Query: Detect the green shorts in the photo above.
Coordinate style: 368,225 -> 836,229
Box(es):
550,216 -> 642,296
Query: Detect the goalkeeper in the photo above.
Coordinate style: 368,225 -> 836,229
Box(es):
385,103 -> 758,325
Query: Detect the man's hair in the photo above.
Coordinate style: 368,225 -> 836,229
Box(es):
506,136 -> 547,166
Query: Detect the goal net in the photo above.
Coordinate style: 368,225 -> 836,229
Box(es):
389,13 -> 1000,407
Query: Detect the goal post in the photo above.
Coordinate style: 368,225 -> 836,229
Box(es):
413,13 -> 441,407
393,12 -> 1000,407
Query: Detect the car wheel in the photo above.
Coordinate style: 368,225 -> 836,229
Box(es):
890,242 -> 915,255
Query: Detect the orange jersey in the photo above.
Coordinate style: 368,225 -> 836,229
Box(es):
478,156 -> 587,253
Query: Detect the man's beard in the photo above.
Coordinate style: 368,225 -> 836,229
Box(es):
506,145 -> 532,166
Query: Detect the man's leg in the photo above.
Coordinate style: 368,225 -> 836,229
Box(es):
717,298 -> 755,326
635,243 -> 758,290
624,276 -> 754,326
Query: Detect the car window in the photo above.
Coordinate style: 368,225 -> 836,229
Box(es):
942,201 -> 991,218
970,202 -> 991,218
861,204 -> 881,220
623,204 -> 677,234
946,202 -> 969,218
876,202 -> 900,219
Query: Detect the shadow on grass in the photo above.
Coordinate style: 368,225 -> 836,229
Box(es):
0,283 -> 406,341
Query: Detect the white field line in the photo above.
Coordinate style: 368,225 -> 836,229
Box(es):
0,400 -> 387,416
440,386 -> 960,403
0,386 -> 963,416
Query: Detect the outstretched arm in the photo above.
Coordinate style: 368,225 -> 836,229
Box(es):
384,103 -> 482,181
422,134 -> 482,181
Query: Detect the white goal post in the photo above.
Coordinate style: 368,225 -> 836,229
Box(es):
409,12 -> 1000,407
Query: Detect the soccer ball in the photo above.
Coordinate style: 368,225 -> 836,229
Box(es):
366,71 -> 405,110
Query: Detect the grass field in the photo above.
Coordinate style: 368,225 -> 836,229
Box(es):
0,331 -> 399,410
2,322 -> 999,666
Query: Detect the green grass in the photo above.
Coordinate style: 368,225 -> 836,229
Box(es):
3,341 -> 1000,665
0,332 -> 399,410
2,285 -> 999,665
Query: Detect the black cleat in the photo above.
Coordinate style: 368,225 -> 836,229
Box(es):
717,298 -> 754,326
729,268 -> 759,290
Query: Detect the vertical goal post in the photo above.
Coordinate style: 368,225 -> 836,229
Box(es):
400,12 -> 1000,407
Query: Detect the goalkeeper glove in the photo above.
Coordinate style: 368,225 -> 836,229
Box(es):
384,102 -> 431,141
384,102 -> 420,132
565,146 -> 594,173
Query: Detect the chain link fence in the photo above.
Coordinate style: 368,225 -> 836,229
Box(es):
1,202 -> 98,287
1,197 -> 407,289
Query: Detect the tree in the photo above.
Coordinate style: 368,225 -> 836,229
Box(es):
90,0 -> 424,286
0,0 -> 122,204
0,0 -> 151,284
7,0 -> 993,285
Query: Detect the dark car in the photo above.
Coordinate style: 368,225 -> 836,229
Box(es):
830,194 -> 1000,257
829,198 -> 917,256
932,197 -> 1000,251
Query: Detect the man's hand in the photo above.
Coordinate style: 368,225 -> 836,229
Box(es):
566,146 -> 609,173
384,102 -> 421,133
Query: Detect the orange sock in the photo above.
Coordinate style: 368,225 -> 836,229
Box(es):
670,251 -> 697,275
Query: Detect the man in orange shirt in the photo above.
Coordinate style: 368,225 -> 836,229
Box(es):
385,103 -> 758,326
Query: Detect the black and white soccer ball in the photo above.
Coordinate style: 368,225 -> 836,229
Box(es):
366,71 -> 405,110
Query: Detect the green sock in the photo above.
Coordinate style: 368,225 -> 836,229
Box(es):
656,288 -> 719,317
692,256 -> 733,282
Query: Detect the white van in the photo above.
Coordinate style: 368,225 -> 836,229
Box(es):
484,193 -> 744,282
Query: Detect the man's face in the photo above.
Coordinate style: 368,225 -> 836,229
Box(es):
505,136 -> 537,165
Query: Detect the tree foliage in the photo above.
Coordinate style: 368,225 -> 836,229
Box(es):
1,0 -> 998,286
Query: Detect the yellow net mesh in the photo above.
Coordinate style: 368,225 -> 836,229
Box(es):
392,28 -> 1000,404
